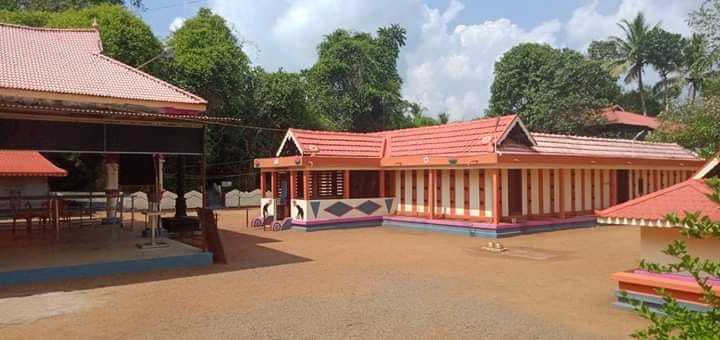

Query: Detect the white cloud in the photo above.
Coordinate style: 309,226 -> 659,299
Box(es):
566,0 -> 701,50
208,0 -> 699,121
169,17 -> 186,32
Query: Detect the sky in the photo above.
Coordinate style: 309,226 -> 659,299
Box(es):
134,0 -> 702,120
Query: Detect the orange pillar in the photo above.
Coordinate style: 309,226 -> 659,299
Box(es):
303,171 -> 310,200
610,169 -> 618,206
428,169 -> 435,219
379,169 -> 385,198
492,169 -> 501,224
271,171 -> 278,199
259,171 -> 266,198
558,169 -> 566,219
289,171 -> 297,200
343,169 -> 350,199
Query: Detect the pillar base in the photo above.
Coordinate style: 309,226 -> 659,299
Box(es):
101,217 -> 120,225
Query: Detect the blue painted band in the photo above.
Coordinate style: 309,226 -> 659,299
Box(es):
0,252 -> 213,286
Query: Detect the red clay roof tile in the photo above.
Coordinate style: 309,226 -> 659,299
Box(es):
0,23 -> 206,109
276,115 -> 698,162
600,106 -> 660,129
0,151 -> 67,177
597,179 -> 720,222
514,133 -> 699,161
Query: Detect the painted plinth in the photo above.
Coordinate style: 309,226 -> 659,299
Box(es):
611,270 -> 720,312
383,215 -> 596,238
0,227 -> 212,286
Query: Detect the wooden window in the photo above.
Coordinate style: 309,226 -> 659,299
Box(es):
349,170 -> 380,198
311,170 -> 344,199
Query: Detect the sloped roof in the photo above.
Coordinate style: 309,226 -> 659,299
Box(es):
500,133 -> 699,161
378,115 -> 521,157
286,129 -> 385,158
282,115 -> 521,158
0,23 -> 206,109
271,115 -> 698,163
693,152 -> 720,179
596,179 -> 720,223
0,151 -> 67,177
600,106 -> 660,129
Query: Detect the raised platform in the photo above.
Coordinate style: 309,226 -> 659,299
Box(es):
290,215 -> 596,238
0,225 -> 212,285
611,270 -> 719,312
292,216 -> 383,232
383,216 -> 596,238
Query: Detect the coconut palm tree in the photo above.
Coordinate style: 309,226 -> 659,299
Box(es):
681,34 -> 718,103
610,13 -> 657,115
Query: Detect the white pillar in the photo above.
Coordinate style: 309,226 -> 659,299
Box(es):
104,155 -> 120,223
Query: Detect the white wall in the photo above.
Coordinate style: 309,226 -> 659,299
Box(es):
641,227 -> 720,266
0,177 -> 49,210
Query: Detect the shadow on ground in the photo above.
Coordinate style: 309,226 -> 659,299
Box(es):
0,228 -> 311,299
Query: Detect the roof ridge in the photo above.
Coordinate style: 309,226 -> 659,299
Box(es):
531,132 -> 683,147
370,114 -> 517,135
290,128 -> 383,138
91,53 -> 207,104
0,22 -> 97,33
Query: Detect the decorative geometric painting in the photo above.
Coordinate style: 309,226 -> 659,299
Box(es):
324,201 -> 353,217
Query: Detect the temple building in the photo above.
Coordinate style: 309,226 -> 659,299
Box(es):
254,114 -> 703,237
598,153 -> 720,312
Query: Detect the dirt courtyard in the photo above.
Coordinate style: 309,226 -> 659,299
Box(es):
0,209 -> 647,339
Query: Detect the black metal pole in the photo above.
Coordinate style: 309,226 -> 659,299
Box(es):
175,155 -> 187,217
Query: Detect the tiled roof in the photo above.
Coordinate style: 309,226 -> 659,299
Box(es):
0,23 -> 206,109
600,106 -> 660,129
288,129 -> 385,158
596,179 -> 720,222
0,151 -> 67,177
274,115 -> 698,162
287,115 -> 519,158
499,133 -> 698,161
379,115 -> 518,157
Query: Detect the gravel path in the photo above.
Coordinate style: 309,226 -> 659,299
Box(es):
0,211 -> 645,339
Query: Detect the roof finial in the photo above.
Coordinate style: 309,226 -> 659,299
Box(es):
91,17 -> 98,29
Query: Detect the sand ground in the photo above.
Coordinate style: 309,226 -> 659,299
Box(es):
0,209 -> 646,339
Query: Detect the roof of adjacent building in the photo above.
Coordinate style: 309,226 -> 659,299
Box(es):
598,153 -> 720,225
277,114 -> 697,161
0,23 -> 206,109
599,106 -> 660,129
0,151 -> 67,177
500,133 -> 698,161
596,179 -> 720,223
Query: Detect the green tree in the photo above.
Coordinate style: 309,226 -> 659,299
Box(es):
610,12 -> 657,115
614,87 -> 663,117
690,0 -> 720,48
650,96 -> 720,158
166,8 -> 253,164
627,176 -> 720,339
587,39 -> 621,64
305,24 -> 411,132
488,43 -> 620,134
0,4 -> 161,67
646,28 -> 686,111
405,102 -> 440,127
680,34 -> 718,103
437,112 -> 450,124
0,0 -> 142,11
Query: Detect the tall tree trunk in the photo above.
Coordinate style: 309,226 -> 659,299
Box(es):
662,74 -> 669,112
638,70 -> 647,116
690,83 -> 697,104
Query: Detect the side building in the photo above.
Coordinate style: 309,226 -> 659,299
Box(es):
255,114 -> 703,237
598,153 -> 720,312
